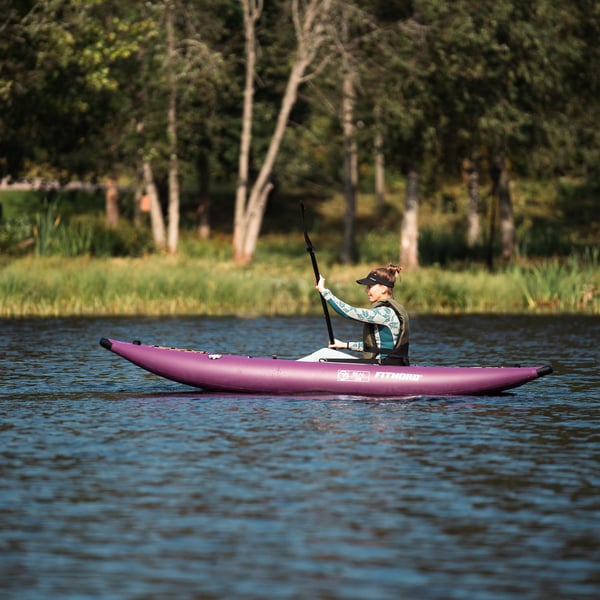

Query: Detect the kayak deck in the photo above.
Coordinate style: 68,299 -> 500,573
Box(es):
100,337 -> 553,398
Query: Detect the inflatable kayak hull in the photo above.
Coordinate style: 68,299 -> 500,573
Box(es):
100,338 -> 553,398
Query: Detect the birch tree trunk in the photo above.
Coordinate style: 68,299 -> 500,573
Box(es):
486,186 -> 497,272
233,0 -> 261,258
166,0 -> 180,254
133,167 -> 143,229
400,168 -> 419,270
143,159 -> 166,250
196,153 -> 211,239
462,158 -> 481,247
341,69 -> 357,264
374,104 -> 385,212
489,150 -> 515,263
233,0 -> 333,264
496,152 -> 515,261
105,176 -> 119,228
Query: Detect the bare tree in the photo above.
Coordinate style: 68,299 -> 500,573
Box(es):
400,168 -> 419,270
233,0 -> 333,264
496,152 -> 514,261
143,159 -> 166,250
462,157 -> 481,247
105,176 -> 119,228
373,104 -> 386,212
233,0 -> 262,261
133,167 -> 144,229
166,0 -> 180,254
489,150 -> 515,263
341,68 -> 358,264
196,153 -> 211,239
328,2 -> 387,260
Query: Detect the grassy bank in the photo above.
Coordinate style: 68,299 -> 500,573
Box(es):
0,179 -> 598,316
1,251 -> 597,317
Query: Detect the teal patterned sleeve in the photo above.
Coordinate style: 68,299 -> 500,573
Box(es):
321,288 -> 400,351
322,289 -> 393,324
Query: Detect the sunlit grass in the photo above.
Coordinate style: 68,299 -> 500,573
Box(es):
511,250 -> 599,312
1,251 -> 596,317
0,181 -> 597,317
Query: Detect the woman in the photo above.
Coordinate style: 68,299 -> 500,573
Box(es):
315,263 -> 410,366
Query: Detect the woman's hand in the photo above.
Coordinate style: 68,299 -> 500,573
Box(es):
315,275 -> 326,293
328,338 -> 349,350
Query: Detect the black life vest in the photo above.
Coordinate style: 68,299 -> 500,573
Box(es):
362,298 -> 410,366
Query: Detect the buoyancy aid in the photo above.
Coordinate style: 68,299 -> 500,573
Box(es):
362,298 -> 410,366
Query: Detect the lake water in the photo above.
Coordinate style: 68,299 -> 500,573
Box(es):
1,315 -> 599,599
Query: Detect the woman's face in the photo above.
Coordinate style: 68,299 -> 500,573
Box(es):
365,283 -> 390,302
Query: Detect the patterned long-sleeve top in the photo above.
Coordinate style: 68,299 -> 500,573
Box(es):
321,288 -> 401,353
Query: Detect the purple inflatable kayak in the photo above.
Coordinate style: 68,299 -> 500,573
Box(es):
100,337 -> 553,398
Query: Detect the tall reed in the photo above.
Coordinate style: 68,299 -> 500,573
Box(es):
1,254 -> 597,317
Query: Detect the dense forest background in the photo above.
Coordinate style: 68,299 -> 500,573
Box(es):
1,0 -> 598,268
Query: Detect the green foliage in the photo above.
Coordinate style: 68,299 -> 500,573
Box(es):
0,191 -> 46,219
355,215 -> 484,267
56,214 -> 95,256
177,235 -> 231,261
1,1 -> 598,273
33,202 -> 61,257
17,201 -> 154,258
556,179 -> 600,243
512,250 -> 599,312
3,0 -> 599,188
0,217 -> 32,254
515,223 -> 572,258
357,230 -> 399,264
418,227 -> 472,266
1,252 -> 596,317
91,220 -> 155,257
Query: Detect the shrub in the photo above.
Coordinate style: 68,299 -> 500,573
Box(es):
0,218 -> 33,254
28,203 -> 155,258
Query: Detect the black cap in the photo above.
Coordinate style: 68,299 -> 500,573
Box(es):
356,271 -> 394,288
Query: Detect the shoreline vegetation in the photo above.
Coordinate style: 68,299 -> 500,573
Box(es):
1,252 -> 597,318
0,184 -> 598,318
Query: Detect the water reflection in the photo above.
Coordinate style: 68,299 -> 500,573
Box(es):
0,315 -> 599,599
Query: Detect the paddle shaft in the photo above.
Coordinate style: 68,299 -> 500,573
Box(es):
301,204 -> 335,345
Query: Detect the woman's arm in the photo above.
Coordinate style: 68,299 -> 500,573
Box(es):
315,276 -> 398,350
321,288 -> 393,325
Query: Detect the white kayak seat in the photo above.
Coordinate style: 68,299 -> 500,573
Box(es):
297,348 -> 356,362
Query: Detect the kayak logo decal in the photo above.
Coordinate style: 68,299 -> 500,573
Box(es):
337,369 -> 371,383
374,372 -> 423,381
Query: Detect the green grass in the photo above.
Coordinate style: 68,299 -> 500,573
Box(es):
0,251 -> 597,317
0,178 -> 598,316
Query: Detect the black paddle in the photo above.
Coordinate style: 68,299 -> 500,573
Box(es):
301,202 -> 335,345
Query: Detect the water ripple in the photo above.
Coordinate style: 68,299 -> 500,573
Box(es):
1,315 -> 599,599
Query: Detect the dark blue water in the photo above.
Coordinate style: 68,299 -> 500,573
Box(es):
1,315 -> 599,599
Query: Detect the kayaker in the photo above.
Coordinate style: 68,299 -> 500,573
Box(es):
314,264 -> 410,365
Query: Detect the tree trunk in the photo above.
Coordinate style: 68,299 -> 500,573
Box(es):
133,167 -> 144,229
233,0 -> 332,264
341,70 -> 357,264
196,153 -> 211,239
105,176 -> 119,228
462,157 -> 481,247
233,0 -> 261,259
143,160 -> 166,250
400,168 -> 419,270
489,150 -> 514,264
166,0 -> 180,254
496,152 -> 514,261
374,104 -> 385,213
238,183 -> 273,262
486,189 -> 497,272
237,52 -> 312,263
